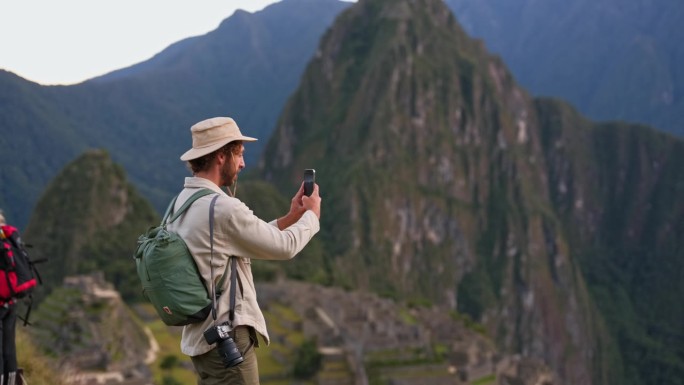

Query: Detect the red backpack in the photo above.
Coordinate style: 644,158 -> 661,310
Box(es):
0,225 -> 44,324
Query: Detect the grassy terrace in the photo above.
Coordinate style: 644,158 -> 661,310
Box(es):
136,301 -> 316,384
134,303 -> 196,385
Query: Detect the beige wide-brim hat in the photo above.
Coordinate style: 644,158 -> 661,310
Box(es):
180,117 -> 257,161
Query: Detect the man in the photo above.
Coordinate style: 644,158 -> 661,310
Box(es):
168,117 -> 321,384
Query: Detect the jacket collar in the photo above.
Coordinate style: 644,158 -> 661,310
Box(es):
183,177 -> 227,195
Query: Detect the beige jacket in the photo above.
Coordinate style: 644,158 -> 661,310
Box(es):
167,177 -> 320,356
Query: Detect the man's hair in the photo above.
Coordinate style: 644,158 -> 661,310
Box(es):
187,141 -> 243,174
0,209 -> 4,226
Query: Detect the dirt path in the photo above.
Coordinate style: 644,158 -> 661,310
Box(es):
143,326 -> 160,365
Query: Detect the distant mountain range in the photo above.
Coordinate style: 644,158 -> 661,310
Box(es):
0,0 -> 351,229
2,0 -> 683,230
445,0 -> 684,137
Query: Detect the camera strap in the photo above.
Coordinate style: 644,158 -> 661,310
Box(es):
208,194 -> 239,327
209,194 -> 220,321
228,256 -> 237,325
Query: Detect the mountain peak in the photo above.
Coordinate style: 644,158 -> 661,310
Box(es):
24,149 -> 159,300
260,0 -> 598,383
263,0 -> 515,182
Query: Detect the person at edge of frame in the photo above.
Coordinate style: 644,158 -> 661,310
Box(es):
0,209 -> 20,385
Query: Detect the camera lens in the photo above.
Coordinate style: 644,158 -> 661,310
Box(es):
216,337 -> 244,368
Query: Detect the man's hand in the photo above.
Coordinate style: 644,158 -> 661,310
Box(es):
276,182 -> 321,229
288,182 -> 307,218
302,183 -> 321,219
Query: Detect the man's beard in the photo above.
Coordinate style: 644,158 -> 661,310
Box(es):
220,161 -> 237,187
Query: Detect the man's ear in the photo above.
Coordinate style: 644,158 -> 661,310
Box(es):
216,152 -> 226,166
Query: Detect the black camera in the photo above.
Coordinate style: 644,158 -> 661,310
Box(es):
203,325 -> 244,368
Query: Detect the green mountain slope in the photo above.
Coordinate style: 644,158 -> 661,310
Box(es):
260,0 -> 606,383
259,0 -> 683,384
23,149 -> 159,301
535,98 -> 684,385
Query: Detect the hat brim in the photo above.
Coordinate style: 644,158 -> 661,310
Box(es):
180,135 -> 257,161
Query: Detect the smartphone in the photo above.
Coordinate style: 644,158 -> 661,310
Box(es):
303,169 -> 316,196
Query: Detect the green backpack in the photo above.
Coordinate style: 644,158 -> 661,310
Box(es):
134,189 -> 227,326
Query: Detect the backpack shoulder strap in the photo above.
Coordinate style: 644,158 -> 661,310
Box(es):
3,226 -> 22,250
160,195 -> 180,226
163,188 -> 215,226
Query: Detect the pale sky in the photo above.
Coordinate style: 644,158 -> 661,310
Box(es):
0,1 -> 285,85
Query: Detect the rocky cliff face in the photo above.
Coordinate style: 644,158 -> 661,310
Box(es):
534,100 -> 684,384
260,0 -> 604,383
259,0 -> 684,382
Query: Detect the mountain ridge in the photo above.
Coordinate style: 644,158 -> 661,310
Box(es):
0,0 -> 352,229
23,149 -> 159,301
445,0 -> 684,137
261,0 -> 603,383
259,0 -> 683,383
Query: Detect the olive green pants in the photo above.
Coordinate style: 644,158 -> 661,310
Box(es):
191,326 -> 259,385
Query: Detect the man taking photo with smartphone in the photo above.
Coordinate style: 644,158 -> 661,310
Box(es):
170,116 -> 322,384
